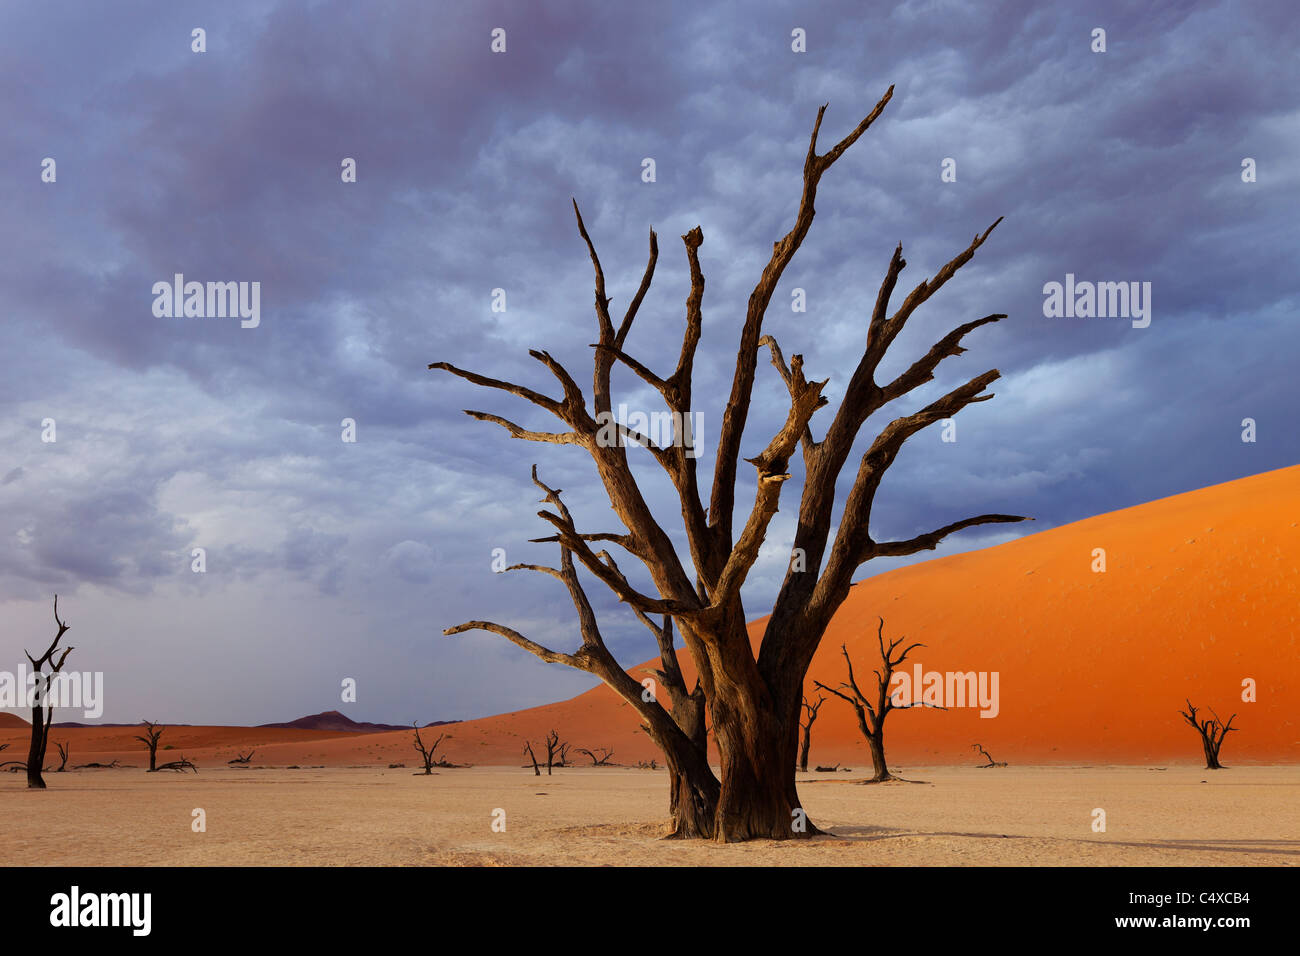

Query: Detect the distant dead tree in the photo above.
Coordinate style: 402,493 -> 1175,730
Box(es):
523,740 -> 541,776
54,741 -> 69,772
24,595 -> 74,789
154,755 -> 197,773
814,619 -> 939,782
544,729 -> 567,773
798,693 -> 826,772
973,743 -> 1006,768
228,750 -> 255,765
136,720 -> 165,772
578,747 -> 615,766
1179,700 -> 1237,770
74,759 -> 121,769
412,722 -> 447,775
436,83 -> 1028,840
0,741 -> 23,774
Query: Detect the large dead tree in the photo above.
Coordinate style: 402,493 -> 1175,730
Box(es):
25,596 -> 74,789
798,693 -> 825,773
435,85 -> 1027,840
814,619 -> 936,782
1179,700 -> 1237,770
136,720 -> 164,772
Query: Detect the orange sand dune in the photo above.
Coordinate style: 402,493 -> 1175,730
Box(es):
3,465 -> 1295,771
424,463 -> 1300,768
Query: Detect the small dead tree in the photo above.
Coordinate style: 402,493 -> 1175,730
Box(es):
227,750 -> 255,765
136,720 -> 165,772
578,747 -> 615,766
55,741 -> 69,772
1179,700 -> 1237,770
814,618 -> 938,783
412,723 -> 447,775
24,595 -> 74,789
798,693 -> 825,772
973,743 -> 1006,768
154,755 -> 197,773
523,740 -> 541,776
73,759 -> 121,769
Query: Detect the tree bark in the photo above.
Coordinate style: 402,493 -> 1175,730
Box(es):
867,731 -> 889,782
702,614 -> 815,841
26,698 -> 49,789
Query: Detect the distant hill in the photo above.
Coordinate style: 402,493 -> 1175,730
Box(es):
1,710 -> 455,732
255,710 -> 458,733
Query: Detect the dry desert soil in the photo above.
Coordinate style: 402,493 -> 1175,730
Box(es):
2,764 -> 1296,866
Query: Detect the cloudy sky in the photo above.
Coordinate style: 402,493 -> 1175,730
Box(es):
1,0 -> 1295,725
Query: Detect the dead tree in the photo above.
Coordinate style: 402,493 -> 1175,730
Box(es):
523,740 -> 541,776
798,693 -> 826,772
136,720 -> 165,772
815,619 -> 936,782
973,743 -> 1007,768
578,747 -> 615,766
436,84 -> 1027,840
55,742 -> 69,772
544,729 -> 566,774
24,596 -> 74,789
154,755 -> 197,773
412,723 -> 446,775
73,759 -> 121,769
227,750 -> 255,765
1179,700 -> 1237,770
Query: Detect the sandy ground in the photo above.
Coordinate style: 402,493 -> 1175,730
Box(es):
2,764 -> 1296,866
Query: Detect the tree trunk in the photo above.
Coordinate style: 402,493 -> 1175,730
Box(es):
685,610 -> 816,843
1204,737 -> 1221,770
26,700 -> 48,790
660,736 -> 720,839
868,730 -> 889,781
710,677 -> 812,841
713,717 -> 810,841
798,726 -> 812,773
